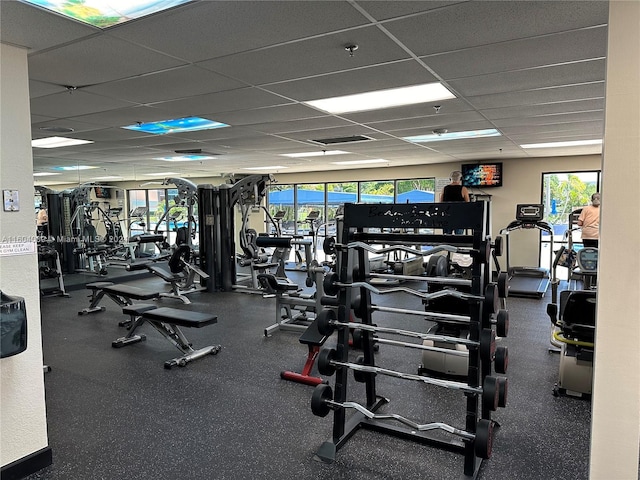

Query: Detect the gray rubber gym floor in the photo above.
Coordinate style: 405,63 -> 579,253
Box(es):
28,271 -> 591,480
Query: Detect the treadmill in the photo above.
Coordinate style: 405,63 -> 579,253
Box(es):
500,204 -> 553,298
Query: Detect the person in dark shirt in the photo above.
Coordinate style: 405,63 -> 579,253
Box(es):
440,171 -> 470,234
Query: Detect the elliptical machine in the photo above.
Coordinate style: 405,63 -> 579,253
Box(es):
546,247 -> 597,397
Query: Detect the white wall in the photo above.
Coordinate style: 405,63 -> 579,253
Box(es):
590,1 -> 640,477
0,44 -> 49,466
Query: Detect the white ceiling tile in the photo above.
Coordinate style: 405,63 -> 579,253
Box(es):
83,66 -> 245,104
384,1 -> 608,56
198,26 -> 410,85
423,27 -> 608,79
110,1 -> 370,62
27,35 -> 186,86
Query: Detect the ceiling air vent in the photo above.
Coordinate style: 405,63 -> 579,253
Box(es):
309,135 -> 374,145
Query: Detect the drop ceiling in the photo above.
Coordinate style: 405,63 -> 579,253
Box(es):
0,0 -> 608,185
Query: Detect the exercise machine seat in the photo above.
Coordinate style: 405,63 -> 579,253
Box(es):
142,307 -> 217,328
103,284 -> 161,301
257,273 -> 298,293
559,290 -> 596,343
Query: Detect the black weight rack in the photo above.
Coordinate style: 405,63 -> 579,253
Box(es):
312,201 -> 506,479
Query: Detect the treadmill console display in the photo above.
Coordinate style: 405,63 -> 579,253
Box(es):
306,210 -> 320,221
577,247 -> 598,273
515,204 -> 544,222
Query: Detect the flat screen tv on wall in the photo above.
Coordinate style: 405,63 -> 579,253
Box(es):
93,186 -> 111,199
461,163 -> 503,188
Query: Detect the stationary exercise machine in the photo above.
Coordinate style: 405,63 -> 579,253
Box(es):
546,247 -> 597,397
198,174 -> 274,292
500,204 -> 553,298
153,177 -> 199,250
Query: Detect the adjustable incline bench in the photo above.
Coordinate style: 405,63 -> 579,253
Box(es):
78,282 -> 160,316
126,245 -> 208,304
280,313 -> 329,386
113,305 -> 221,369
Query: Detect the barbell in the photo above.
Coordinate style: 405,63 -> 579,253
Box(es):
310,384 -> 496,459
316,347 -> 505,411
317,309 -> 497,364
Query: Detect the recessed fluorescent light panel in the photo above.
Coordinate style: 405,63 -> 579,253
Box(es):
122,117 -> 229,135
520,139 -> 602,149
21,0 -> 192,29
305,82 -> 455,114
403,129 -> 501,143
332,159 -> 388,166
154,155 -> 215,162
33,172 -> 61,177
243,166 -> 288,170
32,136 -> 94,148
52,165 -> 98,171
281,150 -> 348,158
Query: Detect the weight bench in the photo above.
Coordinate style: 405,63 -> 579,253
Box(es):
258,273 -> 318,337
147,264 -> 201,304
280,315 -> 329,386
113,305 -> 221,369
78,282 -> 160,315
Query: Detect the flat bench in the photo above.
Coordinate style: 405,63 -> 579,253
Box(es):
113,305 -> 221,369
78,282 -> 160,315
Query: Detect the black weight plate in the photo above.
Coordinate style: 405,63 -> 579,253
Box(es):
353,355 -> 367,383
316,309 -> 337,336
426,256 -> 448,277
475,419 -> 494,459
311,384 -> 333,417
493,236 -> 504,257
323,272 -> 340,296
435,255 -> 449,277
494,346 -> 508,374
496,309 -> 509,338
480,328 -> 496,364
482,376 -> 500,412
322,237 -> 336,255
497,377 -> 508,408
168,244 -> 191,273
483,283 -> 499,320
351,294 -> 365,319
472,241 -> 491,264
317,348 -> 337,376
352,329 -> 363,349
497,271 -> 509,298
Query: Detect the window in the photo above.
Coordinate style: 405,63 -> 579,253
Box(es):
541,171 -> 601,278
396,178 -> 435,203
267,184 -> 294,235
359,181 -> 394,203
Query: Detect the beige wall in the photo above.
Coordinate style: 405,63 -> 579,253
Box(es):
58,156 -> 602,263
0,43 -> 49,467
273,155 -> 601,266
590,1 -> 640,478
